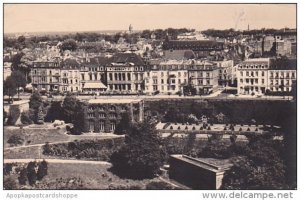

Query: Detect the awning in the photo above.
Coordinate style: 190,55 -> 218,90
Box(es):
83,82 -> 107,89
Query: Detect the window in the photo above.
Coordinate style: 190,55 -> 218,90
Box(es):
99,121 -> 105,131
262,71 -> 264,76
109,113 -> 117,118
110,122 -> 116,131
178,72 -> 181,77
127,73 -> 131,81
206,80 -> 210,85
240,79 -> 243,83
88,113 -> 95,118
110,106 -> 116,111
153,85 -> 158,90
89,74 -> 92,80
81,74 -> 84,80
99,113 -> 105,118
240,71 -> 243,76
161,79 -> 164,84
262,79 -> 264,84
153,79 -> 157,84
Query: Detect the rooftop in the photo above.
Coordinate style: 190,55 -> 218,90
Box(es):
162,40 -> 224,51
269,58 -> 296,70
108,53 -> 145,66
171,155 -> 232,172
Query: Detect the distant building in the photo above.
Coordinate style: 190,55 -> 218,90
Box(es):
237,58 -> 270,95
213,60 -> 235,86
60,59 -> 81,92
106,53 -> 145,93
31,59 -> 61,92
188,60 -> 219,95
144,59 -> 189,95
80,57 -> 108,95
83,99 -> 144,133
267,58 -> 296,93
162,40 -> 224,59
237,58 -> 296,95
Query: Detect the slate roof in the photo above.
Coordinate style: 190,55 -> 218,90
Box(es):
162,40 -> 224,51
108,53 -> 145,65
269,58 -> 296,70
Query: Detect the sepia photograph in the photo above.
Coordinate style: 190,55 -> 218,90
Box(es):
2,2 -> 297,193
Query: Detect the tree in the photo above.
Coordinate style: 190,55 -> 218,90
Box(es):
37,160 -> 48,180
62,94 -> 84,134
114,112 -> 131,135
4,76 -> 17,103
110,121 -> 166,179
27,161 -> 37,186
44,101 -> 63,122
9,71 -> 27,100
62,94 -> 78,123
29,92 -> 43,123
60,39 -> 77,52
18,168 -> 27,185
222,137 -> 287,189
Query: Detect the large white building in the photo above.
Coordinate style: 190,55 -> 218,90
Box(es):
144,60 -> 189,94
237,58 -> 296,95
237,58 -> 270,95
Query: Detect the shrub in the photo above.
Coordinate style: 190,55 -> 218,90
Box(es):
18,168 -> 27,185
4,163 -> 13,175
37,160 -> 48,180
21,111 -> 33,125
27,161 -> 37,186
7,134 -> 24,146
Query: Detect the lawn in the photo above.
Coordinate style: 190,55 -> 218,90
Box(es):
32,163 -> 167,189
4,146 -> 42,159
4,126 -> 69,148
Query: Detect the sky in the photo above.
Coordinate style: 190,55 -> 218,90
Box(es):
4,4 -> 297,33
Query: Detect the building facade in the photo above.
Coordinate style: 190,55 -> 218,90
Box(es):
80,57 -> 108,94
106,53 -> 145,93
31,59 -> 61,92
83,99 -> 144,133
213,60 -> 235,86
188,61 -> 219,95
237,58 -> 296,95
267,59 -> 296,93
144,60 -> 188,94
60,59 -> 81,92
237,58 -> 270,95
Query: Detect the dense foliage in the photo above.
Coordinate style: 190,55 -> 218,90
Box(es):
110,121 -> 167,179
42,138 -> 124,161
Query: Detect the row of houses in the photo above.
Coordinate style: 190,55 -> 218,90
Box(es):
237,58 -> 296,95
30,52 -> 236,95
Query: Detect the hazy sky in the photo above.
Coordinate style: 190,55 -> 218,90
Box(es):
4,4 -> 296,33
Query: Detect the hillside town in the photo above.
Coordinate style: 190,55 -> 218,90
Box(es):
3,4 -> 297,192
